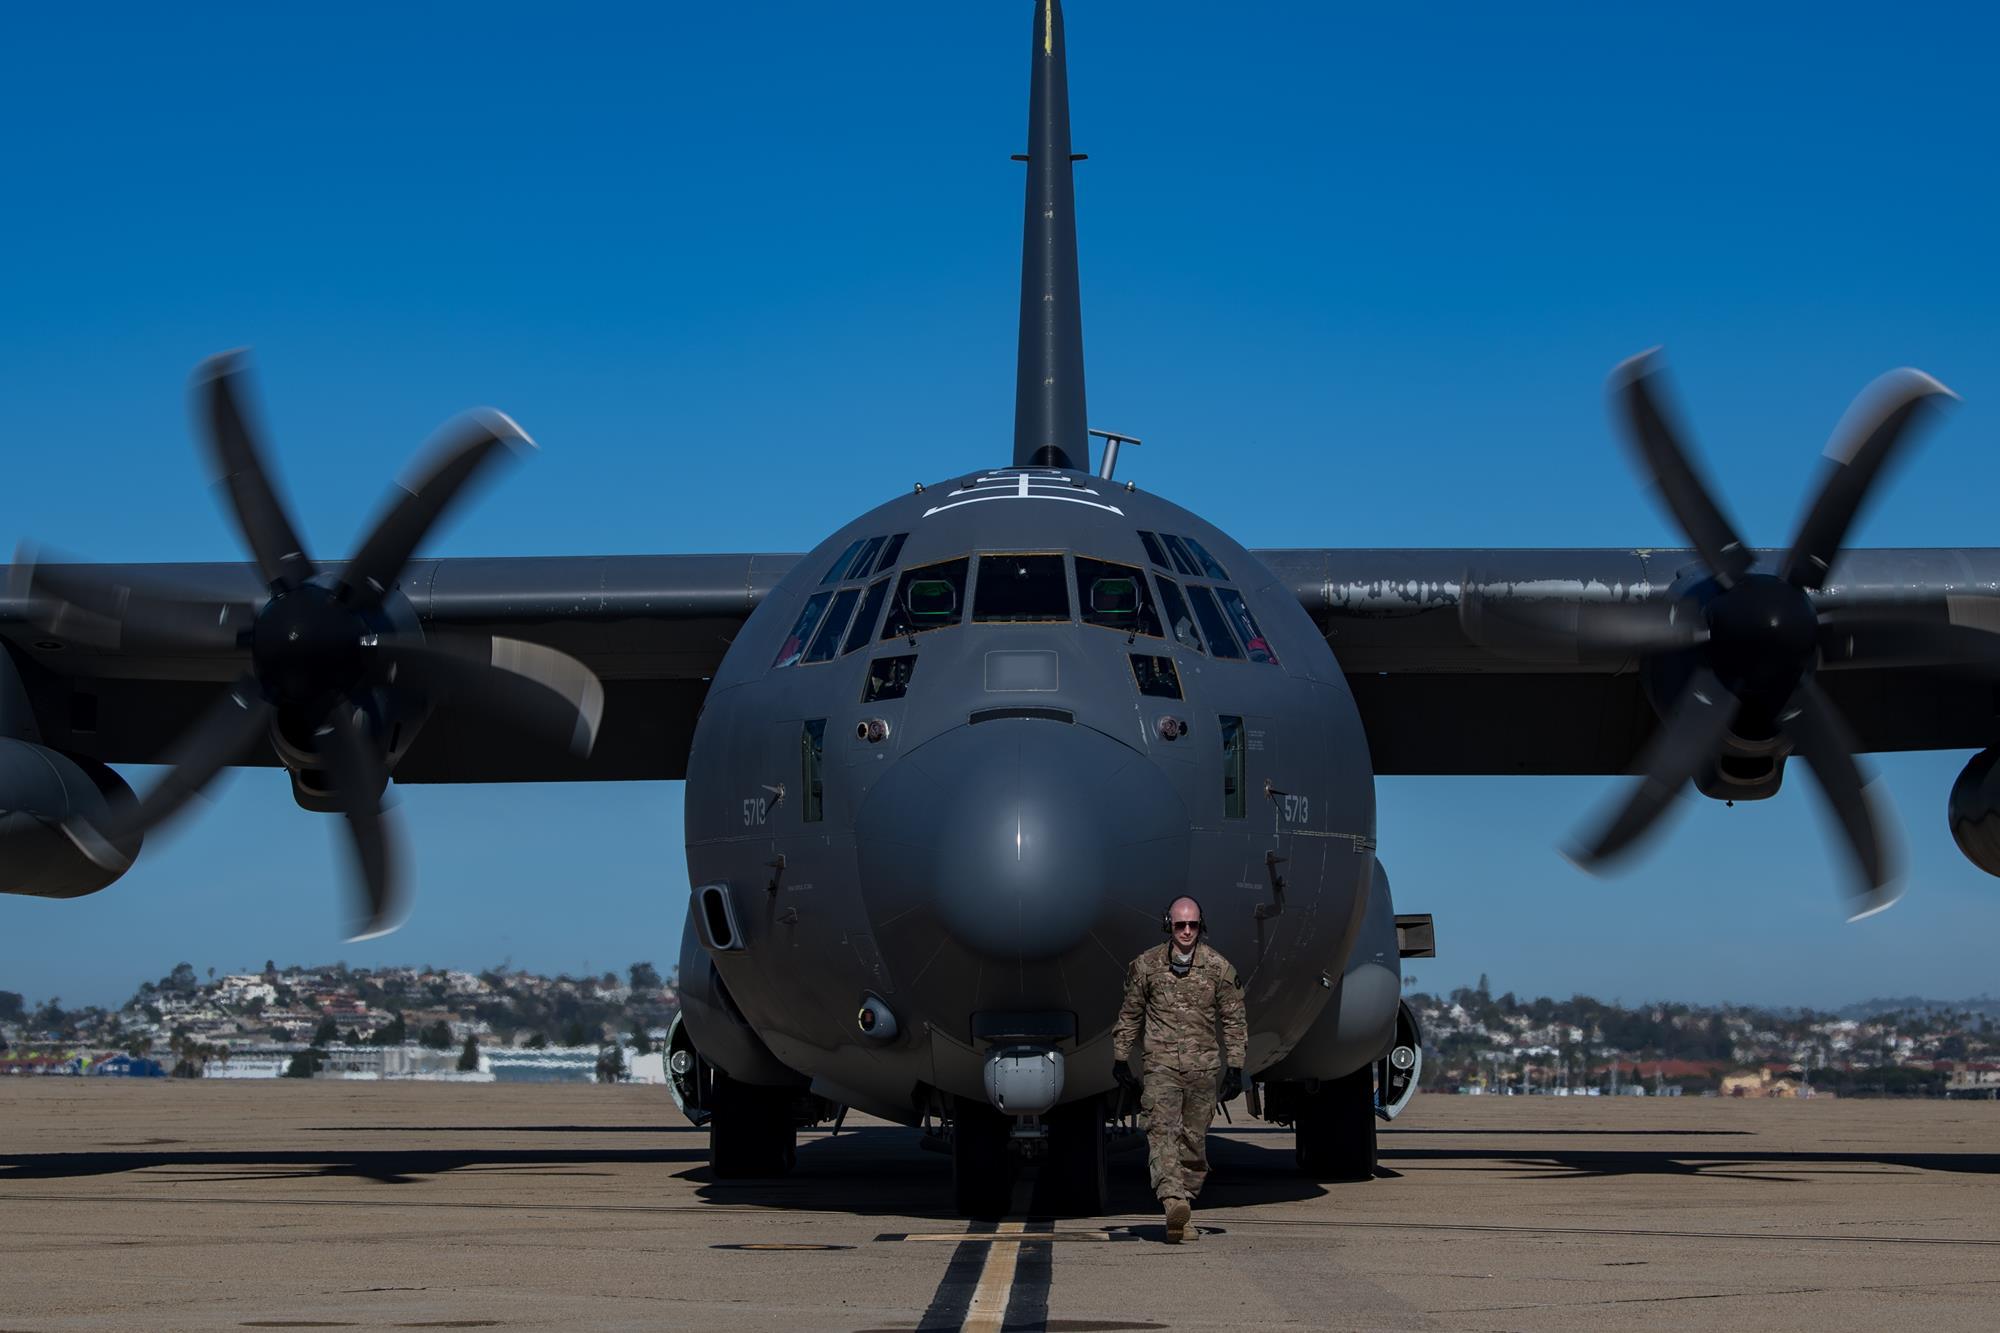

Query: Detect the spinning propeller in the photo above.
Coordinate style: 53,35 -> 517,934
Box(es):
20,352 -> 604,939
1462,350 -> 1957,919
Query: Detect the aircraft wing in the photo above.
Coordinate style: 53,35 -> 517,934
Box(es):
1260,547 -> 2000,775
10,545 -> 1997,786
0,554 -> 799,782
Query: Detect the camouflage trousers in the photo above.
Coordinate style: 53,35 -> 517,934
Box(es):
1139,1064 -> 1218,1201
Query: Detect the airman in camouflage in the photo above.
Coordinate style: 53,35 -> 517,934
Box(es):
1111,895 -> 1248,1242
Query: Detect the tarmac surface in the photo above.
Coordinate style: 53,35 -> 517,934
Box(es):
2,1081 -> 1997,1331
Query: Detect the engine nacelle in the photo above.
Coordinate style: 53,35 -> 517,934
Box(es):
1949,747 -> 2000,877
0,739 -> 143,898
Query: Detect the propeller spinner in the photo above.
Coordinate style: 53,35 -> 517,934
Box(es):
20,353 -> 604,939
1461,350 -> 1957,919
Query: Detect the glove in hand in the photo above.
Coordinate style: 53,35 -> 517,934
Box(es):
1113,1058 -> 1138,1088
1219,1065 -> 1243,1102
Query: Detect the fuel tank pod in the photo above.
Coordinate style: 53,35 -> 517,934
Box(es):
0,739 -> 142,899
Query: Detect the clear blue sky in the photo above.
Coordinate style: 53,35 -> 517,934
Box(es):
4,3 -> 1998,1009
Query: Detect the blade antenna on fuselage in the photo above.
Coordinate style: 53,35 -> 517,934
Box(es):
1012,0 -> 1089,471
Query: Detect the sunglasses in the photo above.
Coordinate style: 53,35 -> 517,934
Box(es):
1171,920 -> 1202,932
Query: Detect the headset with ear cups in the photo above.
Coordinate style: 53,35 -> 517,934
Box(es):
1161,897 -> 1207,936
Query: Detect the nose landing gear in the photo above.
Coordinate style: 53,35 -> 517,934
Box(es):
948,1092 -> 1111,1217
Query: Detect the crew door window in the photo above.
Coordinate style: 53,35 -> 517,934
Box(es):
1220,715 -> 1246,818
801,720 -> 826,822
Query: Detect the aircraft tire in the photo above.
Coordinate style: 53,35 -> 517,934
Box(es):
1037,1095 -> 1108,1216
951,1096 -> 1013,1217
1293,1066 -> 1377,1181
708,1073 -> 797,1179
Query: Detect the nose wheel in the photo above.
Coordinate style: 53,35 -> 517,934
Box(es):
951,1097 -> 1014,1217
708,1073 -> 798,1179
1035,1094 -> 1109,1216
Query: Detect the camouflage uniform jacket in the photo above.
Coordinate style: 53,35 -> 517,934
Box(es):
1111,942 -> 1249,1073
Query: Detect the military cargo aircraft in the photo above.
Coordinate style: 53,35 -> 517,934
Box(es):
5,2 -> 1999,1215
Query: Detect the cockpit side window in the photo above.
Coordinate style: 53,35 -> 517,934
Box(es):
862,654 -> 918,701
1160,534 -> 1203,578
772,590 -> 835,668
1075,557 -> 1162,636
1216,588 -> 1277,665
820,538 -> 866,585
1154,576 -> 1204,653
1137,530 -> 1171,570
872,533 -> 908,575
972,553 -> 1071,622
1185,584 -> 1243,659
843,536 -> 886,581
802,586 -> 859,664
1183,536 -> 1230,581
843,576 -> 891,655
1130,653 -> 1182,698
881,558 -> 970,640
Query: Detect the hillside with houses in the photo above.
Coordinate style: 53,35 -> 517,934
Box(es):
0,960 -> 679,1079
4,963 -> 1998,1096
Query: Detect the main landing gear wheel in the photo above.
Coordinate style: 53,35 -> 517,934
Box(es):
1293,1066 -> 1377,1181
952,1096 -> 1014,1218
708,1073 -> 797,1179
1037,1094 -> 1108,1216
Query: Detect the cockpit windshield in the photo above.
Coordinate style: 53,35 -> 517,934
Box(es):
881,558 -> 970,639
1075,557 -> 1162,636
973,554 -> 1071,622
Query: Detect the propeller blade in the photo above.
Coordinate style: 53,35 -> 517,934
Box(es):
373,633 -> 603,757
315,703 -> 405,941
1460,583 -> 1703,664
339,411 -> 535,611
17,547 -> 252,653
1780,369 -> 1956,590
195,351 -> 318,592
1782,678 -> 1902,920
1610,349 -> 1754,589
1567,665 -> 1740,870
67,675 -> 272,868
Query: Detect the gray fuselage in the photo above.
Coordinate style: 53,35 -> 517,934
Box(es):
682,466 -> 1376,1118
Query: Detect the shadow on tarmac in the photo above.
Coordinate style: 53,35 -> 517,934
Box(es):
8,1120 -> 1994,1198
0,1144 -> 708,1184
690,1126 -> 1339,1220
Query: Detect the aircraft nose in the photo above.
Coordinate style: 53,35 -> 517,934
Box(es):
856,719 -> 1190,963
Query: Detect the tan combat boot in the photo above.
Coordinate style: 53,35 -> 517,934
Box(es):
1163,1196 -> 1191,1242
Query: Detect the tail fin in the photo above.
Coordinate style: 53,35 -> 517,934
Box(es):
1012,0 -> 1089,470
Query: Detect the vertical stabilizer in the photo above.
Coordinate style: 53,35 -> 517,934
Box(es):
1012,0 -> 1088,471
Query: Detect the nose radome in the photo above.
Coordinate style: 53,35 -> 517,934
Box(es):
856,719 -> 1190,963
